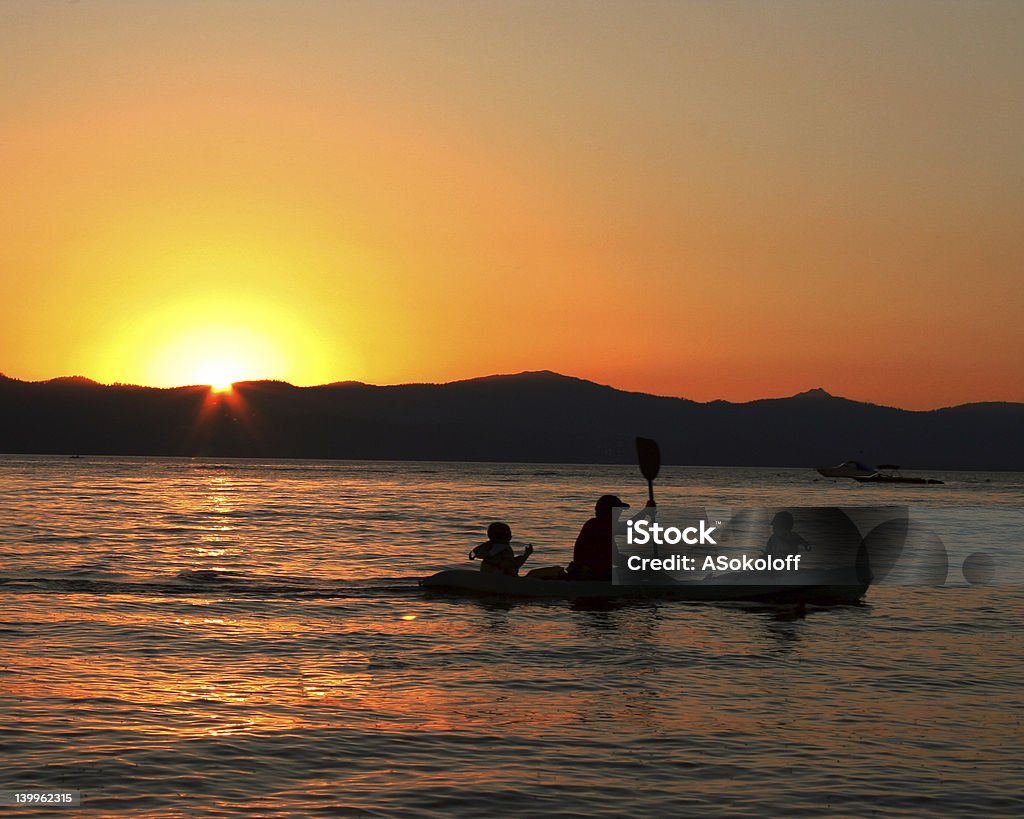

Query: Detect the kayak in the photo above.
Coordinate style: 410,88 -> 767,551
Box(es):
419,567 -> 870,605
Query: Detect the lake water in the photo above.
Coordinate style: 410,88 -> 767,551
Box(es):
1,456 -> 1022,817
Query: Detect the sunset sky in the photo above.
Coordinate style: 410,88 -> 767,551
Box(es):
2,1 -> 1021,409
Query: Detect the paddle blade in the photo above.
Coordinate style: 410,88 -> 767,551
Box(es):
636,437 -> 661,482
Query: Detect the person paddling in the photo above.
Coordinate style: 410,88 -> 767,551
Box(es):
469,522 -> 534,576
566,494 -> 655,581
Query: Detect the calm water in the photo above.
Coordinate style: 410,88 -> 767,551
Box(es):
1,456 -> 1022,817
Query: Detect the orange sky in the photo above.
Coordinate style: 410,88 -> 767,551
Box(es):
2,1 -> 1021,410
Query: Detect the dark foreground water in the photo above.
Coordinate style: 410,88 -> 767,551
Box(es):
1,456 -> 1022,817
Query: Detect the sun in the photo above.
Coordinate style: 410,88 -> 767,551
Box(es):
196,359 -> 239,392
149,324 -> 273,390
96,292 -> 342,389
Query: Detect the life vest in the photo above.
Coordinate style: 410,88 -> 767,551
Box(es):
469,541 -> 512,561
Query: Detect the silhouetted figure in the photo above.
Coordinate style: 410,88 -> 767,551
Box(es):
764,511 -> 811,560
470,522 -> 533,576
567,494 -> 655,581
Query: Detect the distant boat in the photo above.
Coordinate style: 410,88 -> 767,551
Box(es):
854,469 -> 944,485
816,460 -> 877,479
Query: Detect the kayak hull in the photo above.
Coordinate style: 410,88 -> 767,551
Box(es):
419,568 -> 869,605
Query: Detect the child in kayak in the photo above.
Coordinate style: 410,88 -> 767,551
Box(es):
470,522 -> 534,576
764,511 -> 812,560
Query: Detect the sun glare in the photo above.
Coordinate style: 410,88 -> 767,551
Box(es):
143,319 -> 286,390
88,288 -> 344,389
197,360 -> 239,392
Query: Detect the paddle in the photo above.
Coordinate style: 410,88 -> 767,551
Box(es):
635,437 -> 660,507
634,437 -> 661,560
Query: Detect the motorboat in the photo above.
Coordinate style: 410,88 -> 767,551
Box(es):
816,460 -> 877,479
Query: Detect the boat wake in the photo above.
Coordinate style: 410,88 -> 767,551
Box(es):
0,569 -> 422,601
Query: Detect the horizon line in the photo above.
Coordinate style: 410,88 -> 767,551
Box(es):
2,369 -> 1019,414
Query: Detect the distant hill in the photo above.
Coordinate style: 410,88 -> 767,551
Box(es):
0,370 -> 1021,469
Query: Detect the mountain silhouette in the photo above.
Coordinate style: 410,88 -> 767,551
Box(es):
0,370 -> 1021,468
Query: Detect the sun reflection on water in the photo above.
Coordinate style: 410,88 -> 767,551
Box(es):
3,459 -> 1021,815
